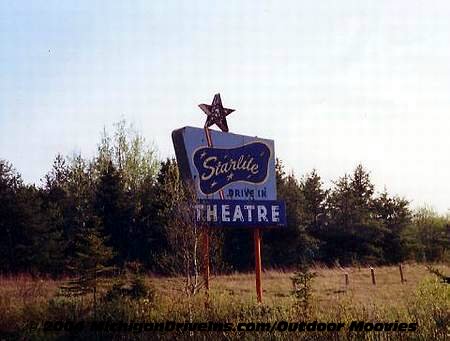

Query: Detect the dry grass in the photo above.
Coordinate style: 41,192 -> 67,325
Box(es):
0,263 -> 449,339
1,263 -> 448,312
0,274 -> 59,332
148,263 -> 449,307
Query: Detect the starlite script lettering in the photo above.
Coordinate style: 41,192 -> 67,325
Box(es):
193,142 -> 271,195
200,155 -> 259,181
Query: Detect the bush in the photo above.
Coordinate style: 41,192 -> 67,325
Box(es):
104,275 -> 156,302
291,264 -> 316,317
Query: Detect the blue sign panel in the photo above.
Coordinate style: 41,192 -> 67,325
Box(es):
193,142 -> 271,195
172,127 -> 277,201
196,200 -> 286,228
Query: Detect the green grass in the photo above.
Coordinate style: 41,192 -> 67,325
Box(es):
0,263 -> 449,340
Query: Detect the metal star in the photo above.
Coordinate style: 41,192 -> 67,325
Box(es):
199,93 -> 234,132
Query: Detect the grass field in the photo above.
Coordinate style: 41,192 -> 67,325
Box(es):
0,263 -> 449,340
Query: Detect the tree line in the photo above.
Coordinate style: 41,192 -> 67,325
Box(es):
0,121 -> 448,276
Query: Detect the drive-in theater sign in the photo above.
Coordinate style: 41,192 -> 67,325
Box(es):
172,94 -> 286,302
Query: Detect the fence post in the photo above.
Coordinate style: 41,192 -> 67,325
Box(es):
345,273 -> 349,286
399,264 -> 405,284
370,267 -> 376,285
254,228 -> 263,303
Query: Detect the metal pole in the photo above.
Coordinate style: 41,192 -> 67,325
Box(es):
202,127 -> 213,296
254,228 -> 263,303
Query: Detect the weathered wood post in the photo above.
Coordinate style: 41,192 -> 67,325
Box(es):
399,264 -> 405,284
345,273 -> 349,286
254,228 -> 263,303
370,267 -> 376,285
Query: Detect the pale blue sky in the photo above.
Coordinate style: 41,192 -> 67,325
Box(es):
1,1 -> 449,213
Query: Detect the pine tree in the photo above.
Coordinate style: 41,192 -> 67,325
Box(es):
0,160 -> 23,272
0,160 -> 63,274
61,159 -> 114,308
325,165 -> 387,264
373,191 -> 411,263
94,160 -> 133,265
135,172 -> 169,270
300,170 -> 328,230
16,185 -> 64,274
264,161 -> 319,267
298,170 -> 327,262
64,225 -> 114,295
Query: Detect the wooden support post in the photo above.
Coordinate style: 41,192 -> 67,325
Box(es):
370,267 -> 376,285
254,228 -> 263,303
345,273 -> 349,286
399,264 -> 405,284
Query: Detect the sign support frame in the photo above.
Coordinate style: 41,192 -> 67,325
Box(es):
202,126 -> 213,300
172,94 -> 284,305
202,125 -> 264,304
202,126 -> 226,300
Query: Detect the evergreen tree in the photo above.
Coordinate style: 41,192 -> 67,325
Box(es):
0,160 -> 23,273
64,224 -> 114,296
94,161 -> 133,265
325,165 -> 386,264
127,171 -> 167,266
299,170 -> 328,231
94,120 -> 160,266
373,191 -> 411,263
265,170 -> 305,266
17,185 -> 64,274
59,155 -> 101,271
0,160 -> 63,274
136,162 -> 171,271
3,119 -> 448,276
62,157 -> 114,302
41,154 -> 71,273
264,160 -> 318,268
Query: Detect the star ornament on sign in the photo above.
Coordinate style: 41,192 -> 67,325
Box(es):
199,93 -> 234,132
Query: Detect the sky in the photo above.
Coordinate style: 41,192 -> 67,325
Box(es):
0,1 -> 449,213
